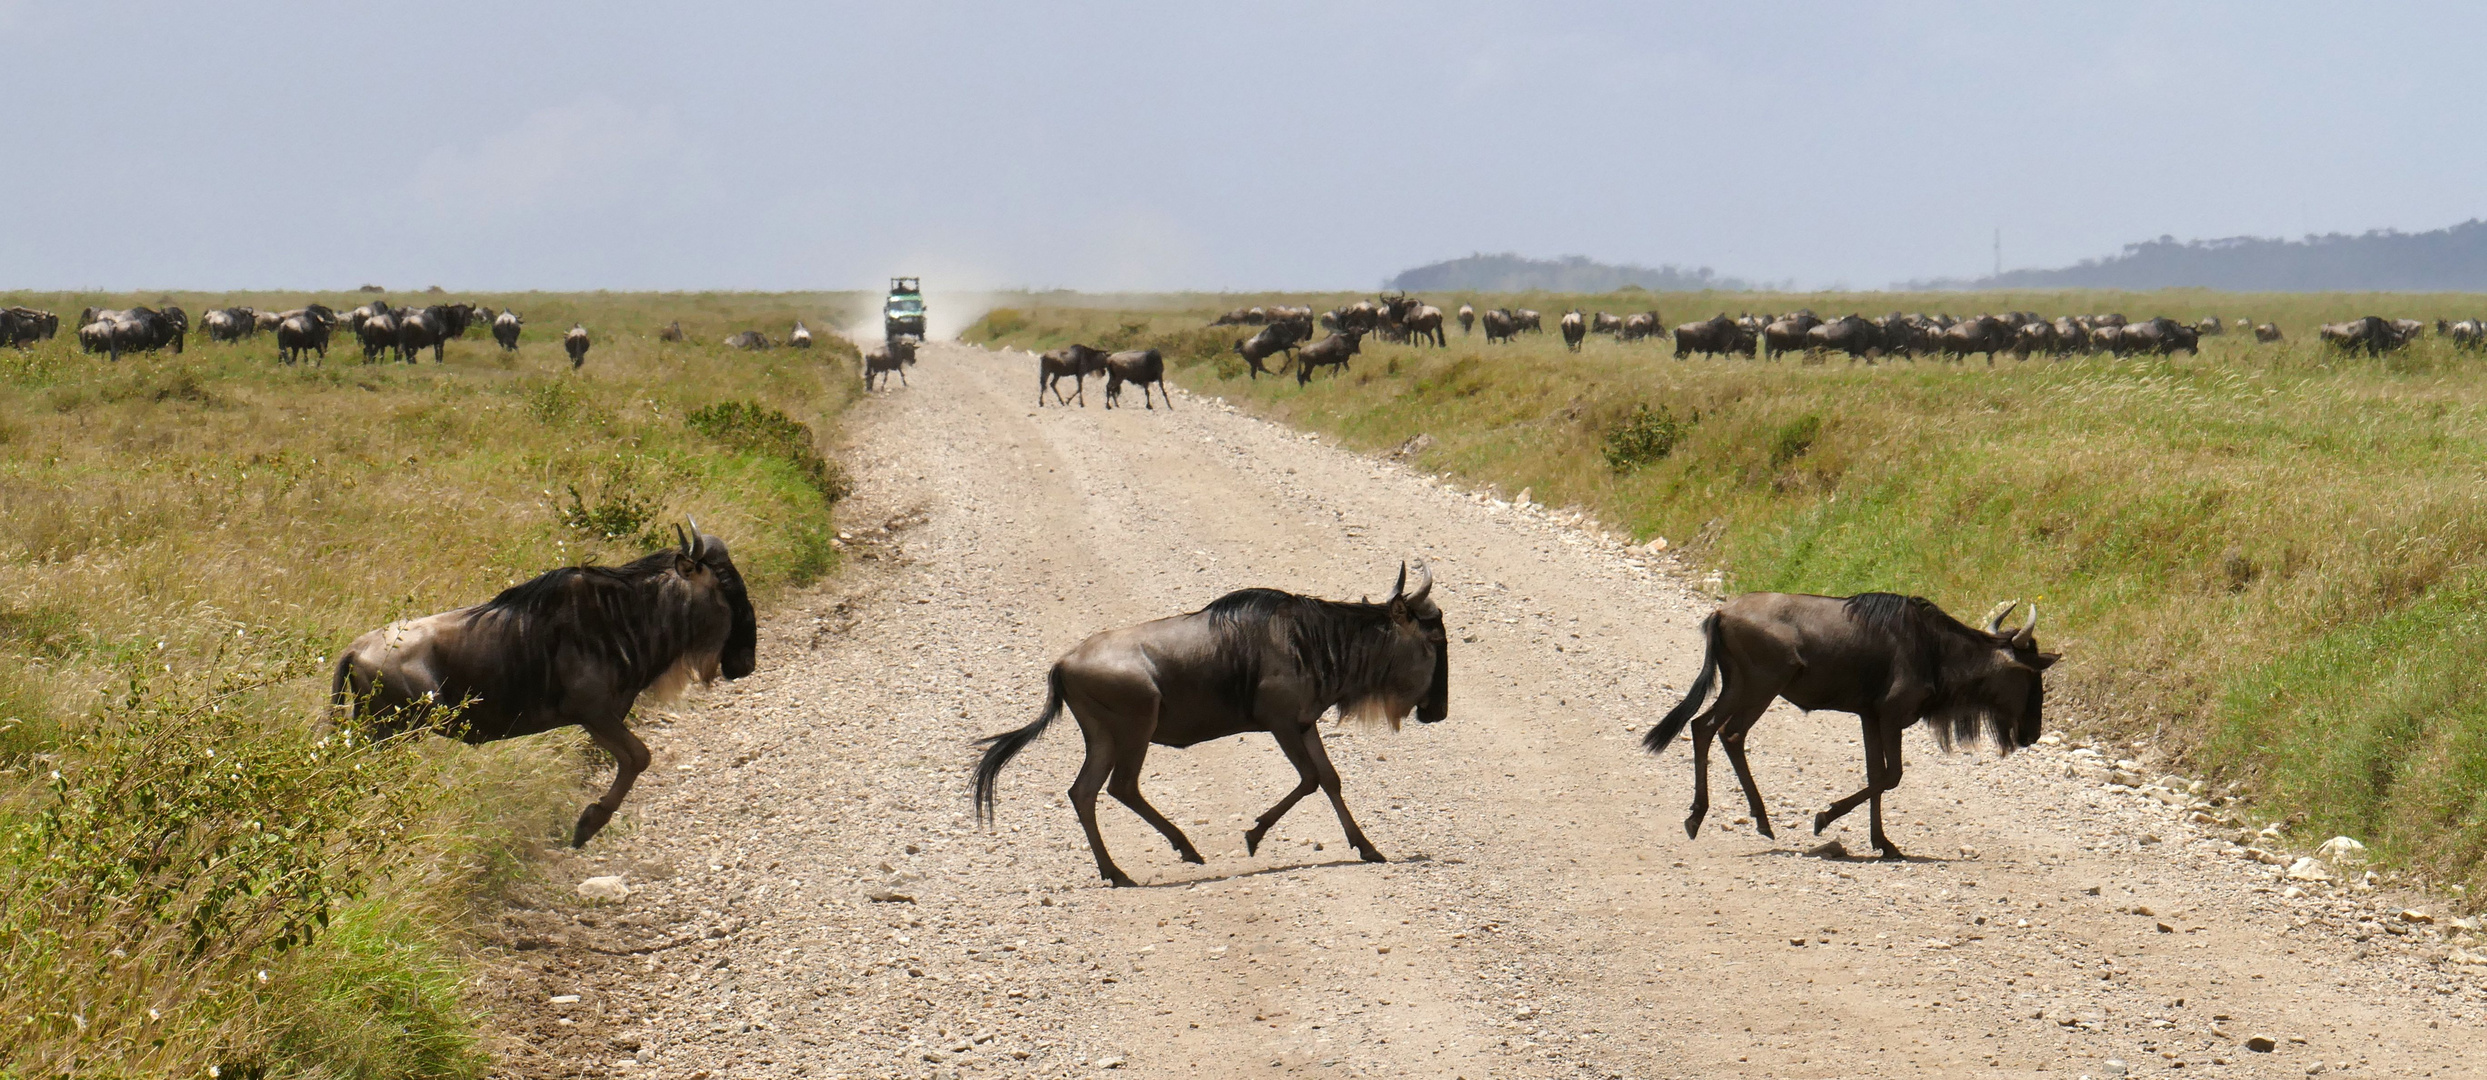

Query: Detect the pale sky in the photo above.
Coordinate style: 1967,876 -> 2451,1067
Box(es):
3,2 -> 2475,292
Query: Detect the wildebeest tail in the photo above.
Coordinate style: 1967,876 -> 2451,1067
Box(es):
1642,612 -> 1721,755
974,665 -> 1065,822
328,650 -> 360,723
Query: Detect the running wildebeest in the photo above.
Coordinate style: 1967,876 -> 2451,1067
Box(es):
1643,593 -> 2057,859
865,335 -> 917,390
1294,328 -> 1364,384
1038,343 -> 1110,406
790,321 -> 814,349
1103,347 -> 1170,409
1457,303 -> 1475,336
492,309 -> 522,351
1234,324 -> 1300,379
974,561 -> 1449,886
1561,310 -> 1586,352
1481,308 -> 1518,344
564,324 -> 591,369
333,524 -> 757,847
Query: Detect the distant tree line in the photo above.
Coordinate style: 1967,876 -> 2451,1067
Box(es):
1387,253 -> 1759,293
1916,220 -> 2487,292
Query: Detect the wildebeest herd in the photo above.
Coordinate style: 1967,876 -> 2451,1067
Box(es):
1033,343 -> 1174,408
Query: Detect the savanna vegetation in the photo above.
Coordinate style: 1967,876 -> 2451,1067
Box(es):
968,288 -> 2487,898
0,291 -> 862,1078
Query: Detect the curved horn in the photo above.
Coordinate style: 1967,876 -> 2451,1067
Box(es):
674,524 -> 690,553
1406,558 -> 1434,608
1983,599 -> 2019,635
2013,604 -> 2039,646
1388,562 -> 1408,602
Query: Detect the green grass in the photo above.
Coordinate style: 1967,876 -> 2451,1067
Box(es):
0,290 -> 861,1077
968,289 -> 2487,894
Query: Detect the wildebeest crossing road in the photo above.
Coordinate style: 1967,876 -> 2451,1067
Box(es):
494,340 -> 2484,1079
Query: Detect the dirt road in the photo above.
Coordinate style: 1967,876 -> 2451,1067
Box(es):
487,342 -> 2485,1080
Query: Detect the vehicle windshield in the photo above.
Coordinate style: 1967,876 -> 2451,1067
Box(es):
886,298 -> 923,314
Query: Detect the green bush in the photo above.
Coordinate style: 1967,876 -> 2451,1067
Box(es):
686,400 -> 852,506
1603,404 -> 1694,473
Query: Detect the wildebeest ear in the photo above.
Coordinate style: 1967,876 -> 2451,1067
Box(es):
2026,651 -> 2060,671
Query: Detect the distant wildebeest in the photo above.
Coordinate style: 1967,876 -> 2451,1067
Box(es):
333,525 -> 756,848
1620,312 -> 1659,342
865,335 -> 918,390
1644,593 -> 2056,859
658,321 -> 686,342
1561,310 -> 1586,352
1457,303 -> 1475,336
201,307 -> 255,343
1234,324 -> 1301,379
2441,319 -> 2487,350
396,305 -> 450,363
1404,304 -> 1446,347
1295,328 -> 1364,384
2195,316 -> 2224,337
2011,319 -> 2059,360
1807,314 -> 1879,360
1673,314 -> 1746,359
1514,309 -> 1543,335
2253,321 -> 2284,343
1104,347 -> 1170,409
0,307 -> 53,348
2319,316 -> 2406,355
1211,307 -> 1253,327
78,307 -> 185,362
276,307 -> 336,365
1481,308 -> 1518,344
1936,316 -> 2016,364
1762,313 -> 1823,359
974,561 -> 1448,885
725,330 -> 772,351
2118,317 -> 2200,357
492,309 -> 522,351
564,324 -> 591,369
790,320 -> 814,349
358,309 -> 399,361
1039,343 -> 1111,406
1592,312 -> 1625,337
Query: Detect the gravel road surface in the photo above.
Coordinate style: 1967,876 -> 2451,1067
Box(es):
481,342 -> 2486,1080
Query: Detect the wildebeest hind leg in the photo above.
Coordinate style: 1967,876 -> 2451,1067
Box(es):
573,721 -> 651,848
1106,746 -> 1203,864
1067,731 -> 1133,886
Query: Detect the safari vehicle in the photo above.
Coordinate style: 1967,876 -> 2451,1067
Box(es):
884,277 -> 925,340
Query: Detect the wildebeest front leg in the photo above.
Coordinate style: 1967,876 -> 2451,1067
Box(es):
1244,729 -> 1322,857
1299,726 -> 1383,862
1866,723 -> 1907,859
574,720 -> 651,847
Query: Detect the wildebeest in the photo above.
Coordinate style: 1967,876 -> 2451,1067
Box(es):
358,309 -> 399,361
1481,308 -> 1518,344
2011,319 -> 2059,359
2319,316 -> 2409,354
1514,309 -> 1543,335
396,305 -> 450,363
1643,593 -> 2055,859
1457,303 -> 1475,336
1620,311 -> 1660,342
658,321 -> 686,342
790,320 -> 814,349
0,307 -> 55,348
2253,321 -> 2284,343
564,324 -> 591,369
1806,315 -> 1879,360
492,309 -> 522,351
77,307 -> 185,361
1937,316 -> 2015,364
865,335 -> 918,390
2441,319 -> 2487,350
1039,343 -> 1110,406
1673,314 -> 1748,359
974,561 -> 1448,885
1234,324 -> 1301,379
1762,313 -> 1823,359
1561,310 -> 1586,352
1592,312 -> 1626,337
2195,316 -> 2224,337
201,307 -> 257,343
276,308 -> 334,365
1103,348 -> 1170,409
2118,317 -> 2200,357
333,525 -> 756,847
1295,328 -> 1364,384
725,330 -> 772,351
1403,304 -> 1446,347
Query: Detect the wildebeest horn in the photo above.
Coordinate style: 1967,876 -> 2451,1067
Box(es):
1388,562 -> 1407,602
1983,599 -> 2019,635
674,524 -> 690,553
2014,605 -> 2039,646
1406,558 -> 1433,607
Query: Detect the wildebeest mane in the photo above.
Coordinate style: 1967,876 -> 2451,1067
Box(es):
465,549 -> 709,720
1201,587 -> 1415,724
1842,592 -> 2018,753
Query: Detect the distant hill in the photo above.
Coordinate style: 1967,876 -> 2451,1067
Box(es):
1387,253 -> 1756,293
1922,220 -> 2487,292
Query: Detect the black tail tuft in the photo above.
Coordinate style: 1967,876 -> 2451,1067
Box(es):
1643,612 -> 1722,755
974,665 -> 1065,822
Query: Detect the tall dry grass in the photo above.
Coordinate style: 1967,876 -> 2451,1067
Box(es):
0,290 -> 861,1077
968,290 -> 2487,896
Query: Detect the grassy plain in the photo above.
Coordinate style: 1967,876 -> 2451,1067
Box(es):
969,288 -> 2487,896
0,291 -> 862,1077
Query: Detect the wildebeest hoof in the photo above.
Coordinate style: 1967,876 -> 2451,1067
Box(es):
1244,832 -> 1267,856
1359,849 -> 1387,864
572,806 -> 614,848
1683,818 -> 1702,840
1107,873 -> 1138,888
1812,812 -> 1833,835
1756,819 -> 1777,839
1180,851 -> 1206,865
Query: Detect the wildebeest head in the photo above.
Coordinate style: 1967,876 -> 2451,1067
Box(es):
679,523 -> 758,680
1952,599 -> 2057,752
1347,561 -> 1446,727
